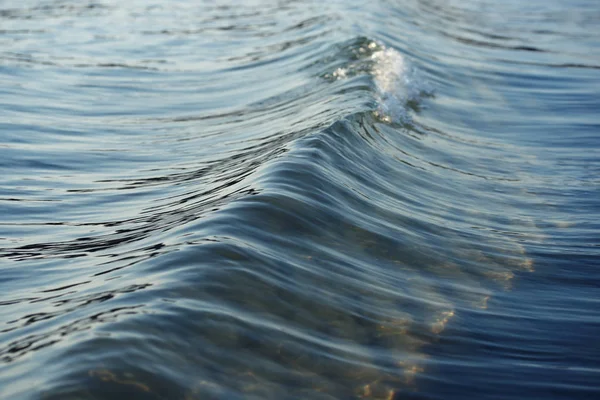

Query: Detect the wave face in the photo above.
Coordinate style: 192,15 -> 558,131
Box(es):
1,0 -> 599,399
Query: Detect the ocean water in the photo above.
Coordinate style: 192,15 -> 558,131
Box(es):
1,0 -> 599,399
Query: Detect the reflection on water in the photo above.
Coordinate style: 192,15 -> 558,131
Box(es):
1,0 -> 599,399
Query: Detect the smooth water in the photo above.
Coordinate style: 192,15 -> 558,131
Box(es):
1,0 -> 599,398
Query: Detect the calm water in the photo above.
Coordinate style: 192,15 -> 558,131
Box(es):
1,0 -> 599,398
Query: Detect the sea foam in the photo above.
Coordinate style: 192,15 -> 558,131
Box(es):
332,41 -> 432,123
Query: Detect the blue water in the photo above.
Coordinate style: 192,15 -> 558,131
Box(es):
1,0 -> 599,398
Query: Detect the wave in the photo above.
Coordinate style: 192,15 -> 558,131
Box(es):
2,0 -> 598,398
1,32 -> 540,399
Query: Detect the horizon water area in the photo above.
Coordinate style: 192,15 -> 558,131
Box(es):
1,0 -> 599,399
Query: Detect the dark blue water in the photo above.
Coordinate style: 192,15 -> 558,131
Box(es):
1,0 -> 599,398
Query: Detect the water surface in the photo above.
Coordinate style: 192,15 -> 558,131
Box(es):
1,0 -> 599,399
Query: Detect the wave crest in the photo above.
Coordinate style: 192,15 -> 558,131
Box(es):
329,40 -> 432,123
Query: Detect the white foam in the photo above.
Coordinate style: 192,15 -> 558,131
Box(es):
331,41 -> 431,124
371,46 -> 431,123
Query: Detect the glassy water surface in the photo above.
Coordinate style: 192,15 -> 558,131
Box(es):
1,0 -> 599,399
